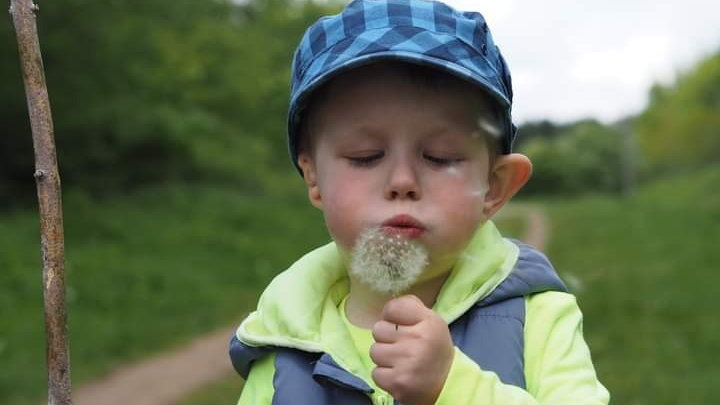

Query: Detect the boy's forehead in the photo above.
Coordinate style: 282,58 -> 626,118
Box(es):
323,130 -> 477,153
318,114 -> 490,153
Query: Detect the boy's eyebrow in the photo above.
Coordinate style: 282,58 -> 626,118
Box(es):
422,125 -> 480,141
330,125 -> 386,142
331,124 -> 480,145
422,136 -> 480,153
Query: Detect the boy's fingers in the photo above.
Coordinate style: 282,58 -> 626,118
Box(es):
371,366 -> 395,389
381,294 -> 427,326
372,320 -> 404,343
369,342 -> 399,367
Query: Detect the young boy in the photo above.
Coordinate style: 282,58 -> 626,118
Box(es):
229,1 -> 610,404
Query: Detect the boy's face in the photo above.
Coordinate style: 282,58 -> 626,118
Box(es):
298,68 -> 500,281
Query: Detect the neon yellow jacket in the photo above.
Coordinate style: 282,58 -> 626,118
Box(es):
231,221 -> 610,405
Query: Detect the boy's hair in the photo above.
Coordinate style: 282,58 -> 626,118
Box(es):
297,60 -> 504,170
287,0 -> 517,174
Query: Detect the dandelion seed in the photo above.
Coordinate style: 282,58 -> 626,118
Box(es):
468,183 -> 488,198
444,166 -> 461,177
349,227 -> 428,294
461,253 -> 481,263
477,117 -> 502,139
564,273 -> 585,293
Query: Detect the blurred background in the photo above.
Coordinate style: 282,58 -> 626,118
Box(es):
1,0 -> 718,404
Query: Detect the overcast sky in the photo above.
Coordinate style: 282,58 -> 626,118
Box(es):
442,0 -> 720,124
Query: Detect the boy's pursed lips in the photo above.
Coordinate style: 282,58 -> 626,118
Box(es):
381,214 -> 426,238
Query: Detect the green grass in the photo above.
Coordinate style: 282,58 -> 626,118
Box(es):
177,375 -> 244,405
493,204 -> 528,240
0,183 -> 329,405
543,165 -> 720,405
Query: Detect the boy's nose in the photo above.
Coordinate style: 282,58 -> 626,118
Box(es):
383,157 -> 422,201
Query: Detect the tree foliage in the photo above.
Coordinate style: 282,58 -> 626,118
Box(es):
1,0 -> 334,205
636,51 -> 720,172
518,120 -> 626,196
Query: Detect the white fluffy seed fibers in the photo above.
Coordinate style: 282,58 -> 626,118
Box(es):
349,227 -> 428,294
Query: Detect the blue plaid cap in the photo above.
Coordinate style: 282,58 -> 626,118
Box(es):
288,0 -> 517,171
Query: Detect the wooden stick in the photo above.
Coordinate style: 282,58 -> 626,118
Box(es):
9,1 -> 73,404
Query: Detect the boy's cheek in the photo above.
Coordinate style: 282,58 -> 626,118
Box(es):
322,204 -> 367,250
323,216 -> 353,251
431,198 -> 483,237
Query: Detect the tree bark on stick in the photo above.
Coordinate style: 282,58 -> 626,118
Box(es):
9,1 -> 73,404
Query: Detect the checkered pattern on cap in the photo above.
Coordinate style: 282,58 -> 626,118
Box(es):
288,0 -> 517,171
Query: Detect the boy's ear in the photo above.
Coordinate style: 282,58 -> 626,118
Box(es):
483,153 -> 532,218
297,153 -> 323,210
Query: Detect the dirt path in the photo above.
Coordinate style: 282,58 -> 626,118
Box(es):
521,205 -> 550,251
65,204 -> 548,405
68,327 -> 236,405
495,203 -> 550,251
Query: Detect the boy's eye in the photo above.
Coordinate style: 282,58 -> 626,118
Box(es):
347,152 -> 384,167
423,153 -> 463,166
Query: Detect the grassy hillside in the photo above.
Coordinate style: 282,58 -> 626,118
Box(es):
0,183 -> 329,405
544,165 -> 720,405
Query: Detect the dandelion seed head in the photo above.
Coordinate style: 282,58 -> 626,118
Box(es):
349,227 -> 428,294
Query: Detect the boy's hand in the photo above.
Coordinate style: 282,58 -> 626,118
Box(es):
370,295 -> 454,405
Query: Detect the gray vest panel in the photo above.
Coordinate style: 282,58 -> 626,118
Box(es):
229,239 -> 567,404
272,350 -> 373,405
450,296 -> 526,387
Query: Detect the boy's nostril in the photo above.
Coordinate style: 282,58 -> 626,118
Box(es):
390,190 -> 418,200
